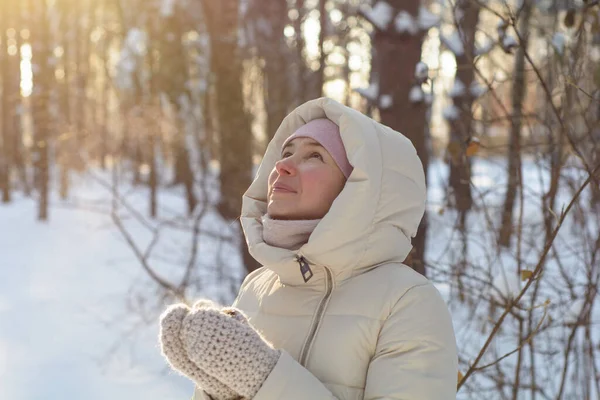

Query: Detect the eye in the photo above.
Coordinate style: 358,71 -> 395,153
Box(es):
310,152 -> 323,161
281,152 -> 292,158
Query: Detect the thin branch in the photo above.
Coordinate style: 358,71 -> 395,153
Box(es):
458,162 -> 600,391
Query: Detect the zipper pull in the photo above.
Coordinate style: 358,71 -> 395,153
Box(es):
296,255 -> 313,283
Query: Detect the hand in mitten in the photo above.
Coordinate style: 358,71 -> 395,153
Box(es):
191,300 -> 247,324
159,302 -> 242,400
181,307 -> 281,399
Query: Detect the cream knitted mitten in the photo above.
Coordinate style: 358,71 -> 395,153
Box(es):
160,302 -> 242,400
181,305 -> 281,398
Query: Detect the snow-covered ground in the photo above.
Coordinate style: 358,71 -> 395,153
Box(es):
0,170 -> 243,400
0,157 -> 597,399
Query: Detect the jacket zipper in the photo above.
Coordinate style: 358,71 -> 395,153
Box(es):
296,255 -> 314,283
296,255 -> 334,367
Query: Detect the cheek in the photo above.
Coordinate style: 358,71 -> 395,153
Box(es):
300,166 -> 334,193
267,168 -> 278,189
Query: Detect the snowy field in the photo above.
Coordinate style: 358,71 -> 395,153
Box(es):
0,169 -> 244,400
0,157 -> 597,399
0,197 -> 197,399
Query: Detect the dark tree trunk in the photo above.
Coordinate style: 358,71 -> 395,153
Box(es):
30,0 -> 54,221
1,0 -> 24,201
158,2 -> 196,214
74,0 -> 92,156
444,0 -> 481,289
371,0 -> 429,276
203,0 -> 258,273
97,4 -> 109,171
259,0 -> 290,141
447,0 -> 480,216
147,11 -> 158,218
58,0 -> 73,199
498,0 -> 532,247
9,2 -> 26,195
0,0 -> 12,203
293,0 -> 308,105
315,0 -> 327,97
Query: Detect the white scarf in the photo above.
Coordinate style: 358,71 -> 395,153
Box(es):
261,214 -> 321,250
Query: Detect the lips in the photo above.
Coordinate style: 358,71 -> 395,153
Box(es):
272,182 -> 296,193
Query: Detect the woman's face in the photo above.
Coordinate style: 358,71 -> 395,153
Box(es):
267,137 -> 347,220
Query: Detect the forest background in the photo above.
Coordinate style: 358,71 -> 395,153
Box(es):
1,0 -> 600,398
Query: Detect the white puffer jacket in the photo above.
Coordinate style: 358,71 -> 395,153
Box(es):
195,97 -> 458,399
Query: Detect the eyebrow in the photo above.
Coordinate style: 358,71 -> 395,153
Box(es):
281,139 -> 323,154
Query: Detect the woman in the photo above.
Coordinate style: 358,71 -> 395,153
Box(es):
160,97 -> 458,399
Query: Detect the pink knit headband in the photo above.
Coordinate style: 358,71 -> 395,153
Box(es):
281,118 -> 353,179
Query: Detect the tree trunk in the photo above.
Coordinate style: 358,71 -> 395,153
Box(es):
97,4 -> 109,171
293,0 -> 308,105
371,0 -> 429,276
259,0 -> 290,141
203,0 -> 258,273
100,48 -> 110,171
147,12 -> 158,218
447,0 -> 480,216
158,2 -> 196,214
1,0 -> 24,201
498,0 -> 532,247
74,0 -> 90,152
0,0 -> 12,203
30,0 -> 54,221
9,2 -> 26,195
444,0 -> 480,286
315,0 -> 327,97
57,0 -> 73,199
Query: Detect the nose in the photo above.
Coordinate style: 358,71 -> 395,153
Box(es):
275,157 -> 296,176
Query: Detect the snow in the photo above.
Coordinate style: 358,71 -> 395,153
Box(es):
502,34 -> 518,51
443,104 -> 460,120
115,28 -> 149,90
415,61 -> 429,83
379,94 -> 393,109
239,0 -> 249,17
424,92 -> 433,104
491,271 -> 522,304
449,79 -> 466,98
185,78 -> 208,94
119,55 -> 136,73
361,1 -> 394,30
125,28 -> 148,57
2,156 -> 598,399
441,30 -> 465,56
551,32 -> 566,55
418,6 -> 440,30
394,11 -> 419,35
354,82 -> 379,101
426,157 -> 600,396
564,298 -> 586,324
160,0 -> 175,17
497,18 -> 509,35
409,85 -> 424,103
469,81 -> 487,98
475,39 -> 494,56
0,172 -> 243,400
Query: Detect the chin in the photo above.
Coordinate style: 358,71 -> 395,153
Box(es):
268,212 -> 293,220
267,207 -> 294,220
